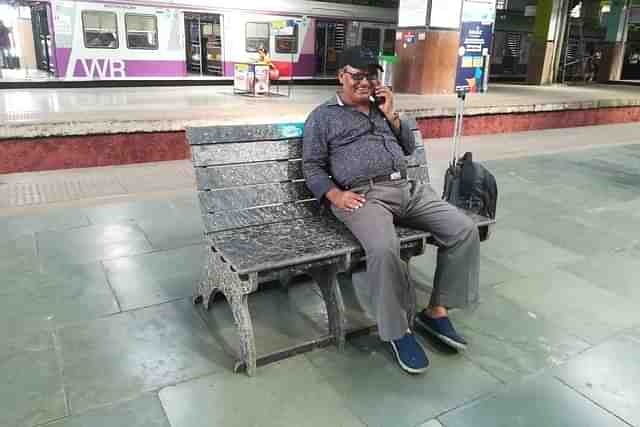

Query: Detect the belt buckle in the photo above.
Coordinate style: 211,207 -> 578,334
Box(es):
390,171 -> 401,180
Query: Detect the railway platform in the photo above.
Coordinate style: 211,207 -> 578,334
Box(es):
3,83 -> 640,173
1,124 -> 640,427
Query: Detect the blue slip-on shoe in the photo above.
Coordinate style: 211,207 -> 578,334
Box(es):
389,332 -> 429,374
416,311 -> 468,351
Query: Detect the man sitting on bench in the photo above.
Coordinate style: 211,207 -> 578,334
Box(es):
302,46 -> 480,374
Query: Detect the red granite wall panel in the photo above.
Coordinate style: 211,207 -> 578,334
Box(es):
2,106 -> 640,174
0,131 -> 189,174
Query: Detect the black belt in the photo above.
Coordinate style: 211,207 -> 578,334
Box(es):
345,170 -> 407,189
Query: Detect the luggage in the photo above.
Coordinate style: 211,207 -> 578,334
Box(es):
442,89 -> 498,226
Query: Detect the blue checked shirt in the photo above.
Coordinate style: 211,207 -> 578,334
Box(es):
303,95 -> 417,201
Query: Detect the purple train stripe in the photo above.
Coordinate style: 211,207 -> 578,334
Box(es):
71,58 -> 187,78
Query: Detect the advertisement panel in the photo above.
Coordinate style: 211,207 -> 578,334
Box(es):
454,0 -> 496,93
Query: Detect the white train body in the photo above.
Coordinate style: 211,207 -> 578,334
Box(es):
39,0 -> 397,79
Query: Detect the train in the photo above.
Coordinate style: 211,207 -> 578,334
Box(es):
26,0 -> 398,80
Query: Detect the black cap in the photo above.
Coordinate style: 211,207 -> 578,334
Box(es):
339,46 -> 383,71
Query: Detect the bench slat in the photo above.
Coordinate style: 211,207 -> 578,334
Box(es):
197,164 -> 429,212
198,182 -> 313,212
195,161 -> 303,190
187,123 -> 304,145
192,139 -> 303,167
202,200 -> 320,233
206,216 -> 432,274
192,137 -> 425,169
187,119 -> 416,146
195,153 -> 427,192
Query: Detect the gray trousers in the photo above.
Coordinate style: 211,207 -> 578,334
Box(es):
331,180 -> 480,341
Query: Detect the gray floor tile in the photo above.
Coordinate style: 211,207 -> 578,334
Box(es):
481,228 -> 583,275
58,300 -> 230,413
448,291 -> 591,383
103,245 -> 206,310
0,209 -> 90,240
553,330 -> 640,427
82,200 -> 177,225
512,213 -> 632,258
306,334 -> 500,427
0,323 -> 53,361
439,375 -> 629,427
561,252 -> 640,301
0,234 -> 38,273
494,269 -> 640,344
410,247 -> 524,290
46,394 -> 170,427
135,212 -> 204,251
417,420 -> 445,427
37,223 -> 153,266
199,283 -> 333,358
0,262 -> 119,330
159,356 -> 365,427
169,194 -> 200,213
0,344 -> 66,427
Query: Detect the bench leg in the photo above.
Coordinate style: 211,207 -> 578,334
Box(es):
228,292 -> 257,377
194,247 -> 222,310
194,247 -> 259,376
310,265 -> 346,350
401,254 -> 417,328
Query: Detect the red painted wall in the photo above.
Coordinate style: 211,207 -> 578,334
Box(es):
2,106 -> 640,174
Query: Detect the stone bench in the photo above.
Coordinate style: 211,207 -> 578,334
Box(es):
186,120 -> 494,376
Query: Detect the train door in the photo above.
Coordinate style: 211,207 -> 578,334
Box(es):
504,32 -> 523,75
315,20 -> 345,76
184,13 -> 222,76
382,28 -> 396,56
30,3 -> 53,74
361,27 -> 381,55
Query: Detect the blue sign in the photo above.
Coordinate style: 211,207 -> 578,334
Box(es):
454,21 -> 493,92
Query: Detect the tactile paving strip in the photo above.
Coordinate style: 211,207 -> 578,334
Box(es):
0,161 -> 196,208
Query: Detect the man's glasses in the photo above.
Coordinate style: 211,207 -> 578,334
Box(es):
342,70 -> 380,82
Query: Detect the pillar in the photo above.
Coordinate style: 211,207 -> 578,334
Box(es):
394,29 -> 460,94
597,0 -> 630,82
527,0 -> 571,84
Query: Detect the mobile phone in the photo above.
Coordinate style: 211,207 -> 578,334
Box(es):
369,94 -> 386,105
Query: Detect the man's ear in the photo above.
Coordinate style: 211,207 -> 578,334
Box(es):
337,68 -> 345,85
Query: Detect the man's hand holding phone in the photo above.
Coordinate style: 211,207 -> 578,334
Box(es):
373,85 -> 400,130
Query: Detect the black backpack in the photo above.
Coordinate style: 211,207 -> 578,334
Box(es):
443,151 -> 498,221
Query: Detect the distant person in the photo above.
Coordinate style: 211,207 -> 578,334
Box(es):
586,50 -> 601,83
257,46 -> 279,80
0,20 -> 11,68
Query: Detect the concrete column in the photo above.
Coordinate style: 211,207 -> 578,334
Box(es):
527,0 -> 570,84
597,0 -> 630,82
394,29 -> 460,95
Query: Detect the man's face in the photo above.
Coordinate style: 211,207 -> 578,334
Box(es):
339,65 -> 379,104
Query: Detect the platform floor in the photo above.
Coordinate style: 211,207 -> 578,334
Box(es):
1,124 -> 640,427
4,83 -> 640,138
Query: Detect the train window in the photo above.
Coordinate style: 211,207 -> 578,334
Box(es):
82,11 -> 118,49
275,26 -> 298,54
125,14 -> 158,50
246,22 -> 270,52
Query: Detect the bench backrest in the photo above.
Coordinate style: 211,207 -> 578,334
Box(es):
187,120 -> 429,234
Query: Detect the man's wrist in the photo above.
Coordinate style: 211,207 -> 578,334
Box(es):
386,111 -> 401,129
325,187 -> 342,204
